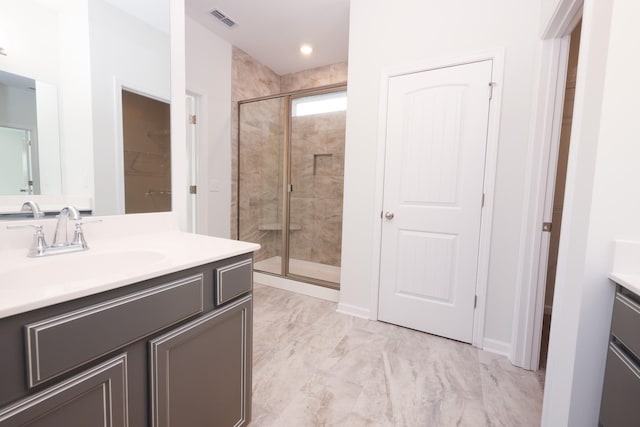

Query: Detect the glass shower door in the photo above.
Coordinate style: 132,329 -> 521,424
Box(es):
287,91 -> 346,286
0,126 -> 33,195
238,97 -> 287,275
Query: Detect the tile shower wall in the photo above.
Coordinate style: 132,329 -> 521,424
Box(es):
280,63 -> 348,93
231,46 -> 347,239
289,111 -> 346,267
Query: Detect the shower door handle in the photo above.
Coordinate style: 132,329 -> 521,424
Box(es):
384,212 -> 394,220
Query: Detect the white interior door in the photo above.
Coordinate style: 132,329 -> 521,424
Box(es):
378,60 -> 493,343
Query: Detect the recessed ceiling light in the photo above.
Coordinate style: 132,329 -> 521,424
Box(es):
300,44 -> 313,55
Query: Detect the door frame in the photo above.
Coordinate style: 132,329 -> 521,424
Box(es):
185,93 -> 199,234
370,49 -> 505,349
510,0 -> 583,370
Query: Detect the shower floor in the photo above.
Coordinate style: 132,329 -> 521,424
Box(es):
254,256 -> 341,284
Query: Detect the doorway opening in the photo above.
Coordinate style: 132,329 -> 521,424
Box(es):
539,21 -> 582,370
237,85 -> 346,289
121,89 -> 171,214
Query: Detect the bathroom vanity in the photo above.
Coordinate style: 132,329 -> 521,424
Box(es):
599,241 -> 640,427
0,213 -> 259,427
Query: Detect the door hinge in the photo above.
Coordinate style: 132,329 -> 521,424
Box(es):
481,193 -> 485,208
474,295 -> 478,309
189,114 -> 197,124
189,185 -> 197,195
543,222 -> 552,232
287,184 -> 293,193
488,82 -> 496,100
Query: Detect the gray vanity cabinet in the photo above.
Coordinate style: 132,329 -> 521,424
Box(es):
150,297 -> 252,427
599,285 -> 640,426
0,354 -> 128,427
0,253 -> 254,427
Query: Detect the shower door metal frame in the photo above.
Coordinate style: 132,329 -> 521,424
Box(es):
237,83 -> 347,290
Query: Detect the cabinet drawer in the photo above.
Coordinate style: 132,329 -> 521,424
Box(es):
215,259 -> 252,305
600,342 -> 640,426
611,292 -> 640,357
26,274 -> 204,387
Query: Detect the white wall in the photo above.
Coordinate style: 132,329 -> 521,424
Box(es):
169,0 -> 188,232
35,81 -> 62,195
185,17 -> 233,238
542,0 -> 640,424
56,0 -> 94,199
89,0 -> 170,215
341,0 -> 541,346
0,1 -> 60,83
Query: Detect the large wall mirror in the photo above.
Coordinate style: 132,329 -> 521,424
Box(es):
0,0 -> 170,216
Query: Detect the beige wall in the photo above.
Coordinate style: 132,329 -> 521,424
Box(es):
281,63 -> 348,93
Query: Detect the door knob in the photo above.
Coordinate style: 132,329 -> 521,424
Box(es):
384,211 -> 394,220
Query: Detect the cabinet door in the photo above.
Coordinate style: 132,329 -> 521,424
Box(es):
150,296 -> 252,427
0,355 -> 128,427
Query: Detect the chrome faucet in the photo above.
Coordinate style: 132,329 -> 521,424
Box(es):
21,201 -> 45,219
7,205 -> 101,257
52,206 -> 81,247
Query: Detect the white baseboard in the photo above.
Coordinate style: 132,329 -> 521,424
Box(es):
336,302 -> 370,319
483,338 -> 511,357
253,272 -> 340,302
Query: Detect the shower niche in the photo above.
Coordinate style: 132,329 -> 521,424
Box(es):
238,87 -> 346,289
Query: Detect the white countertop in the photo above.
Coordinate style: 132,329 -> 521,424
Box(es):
609,240 -> 640,297
609,273 -> 640,296
0,213 -> 259,319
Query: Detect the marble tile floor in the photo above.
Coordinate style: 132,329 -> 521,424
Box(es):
249,283 -> 544,427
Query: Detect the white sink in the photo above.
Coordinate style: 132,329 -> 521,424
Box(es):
1,249 -> 168,291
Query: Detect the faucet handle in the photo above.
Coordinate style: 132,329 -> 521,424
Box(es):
71,219 -> 102,249
72,223 -> 88,249
7,224 -> 43,231
7,224 -> 48,256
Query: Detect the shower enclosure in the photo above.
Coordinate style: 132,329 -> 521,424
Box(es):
238,86 -> 346,289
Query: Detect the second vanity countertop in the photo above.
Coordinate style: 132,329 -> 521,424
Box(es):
0,213 -> 259,319
609,240 -> 640,297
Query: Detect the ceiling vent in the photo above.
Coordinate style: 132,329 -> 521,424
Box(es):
210,9 -> 237,28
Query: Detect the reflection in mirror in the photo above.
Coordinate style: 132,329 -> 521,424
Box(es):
0,0 -> 170,216
0,127 -> 33,195
122,89 -> 171,214
0,70 -> 62,196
